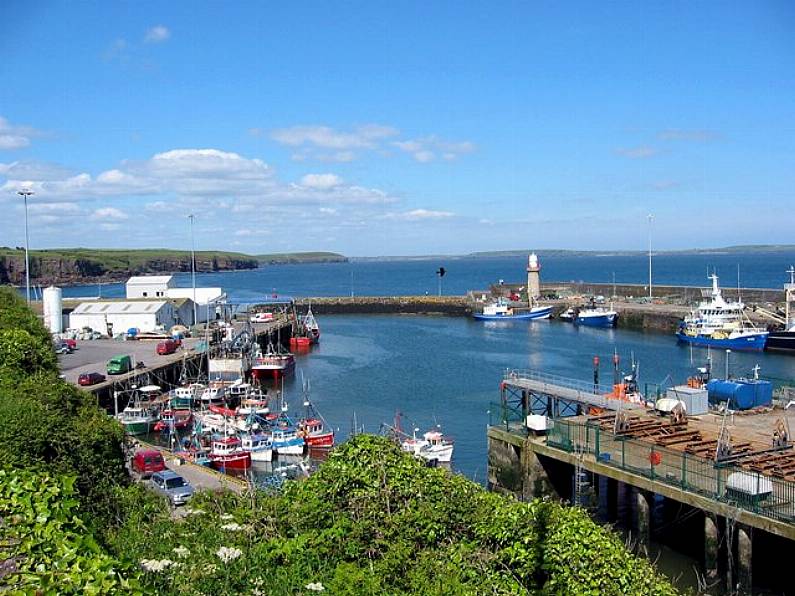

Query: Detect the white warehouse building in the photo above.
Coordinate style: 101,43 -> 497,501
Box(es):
69,301 -> 177,336
125,275 -> 225,325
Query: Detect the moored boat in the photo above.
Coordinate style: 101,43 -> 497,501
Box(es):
240,432 -> 274,462
575,307 -> 618,328
116,405 -> 160,435
209,437 -> 251,470
676,274 -> 768,352
400,428 -> 454,463
473,298 -> 552,321
765,267 -> 795,353
153,409 -> 193,432
251,343 -> 296,380
170,383 -> 205,409
271,426 -> 305,455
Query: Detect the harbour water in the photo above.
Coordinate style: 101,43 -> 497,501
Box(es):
60,250 -> 795,301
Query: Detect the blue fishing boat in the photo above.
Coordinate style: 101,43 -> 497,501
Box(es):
473,298 -> 552,321
676,274 -> 768,352
574,307 -> 618,328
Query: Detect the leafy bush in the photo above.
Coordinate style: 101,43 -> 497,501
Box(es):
0,467 -> 139,594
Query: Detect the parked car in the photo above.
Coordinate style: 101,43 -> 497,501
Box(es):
107,354 -> 133,375
78,372 -> 106,386
149,470 -> 194,506
156,339 -> 180,355
63,338 -> 77,350
131,449 -> 166,478
250,312 -> 274,323
54,340 -> 72,355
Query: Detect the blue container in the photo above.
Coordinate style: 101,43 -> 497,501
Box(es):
706,379 -> 773,410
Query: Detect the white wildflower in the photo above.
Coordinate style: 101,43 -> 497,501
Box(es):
172,546 -> 190,558
221,522 -> 243,531
306,582 -> 326,592
140,558 -> 176,572
220,513 -> 234,520
216,546 -> 243,563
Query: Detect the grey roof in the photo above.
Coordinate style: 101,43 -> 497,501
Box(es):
71,301 -> 168,315
126,275 -> 173,285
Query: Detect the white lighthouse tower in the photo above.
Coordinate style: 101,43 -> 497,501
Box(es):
526,253 -> 541,305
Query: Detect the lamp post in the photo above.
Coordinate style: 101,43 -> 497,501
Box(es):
188,214 -> 197,327
647,214 -> 653,301
17,189 -> 34,304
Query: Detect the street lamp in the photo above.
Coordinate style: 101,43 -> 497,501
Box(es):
188,214 -> 197,327
17,188 -> 34,304
647,214 -> 653,301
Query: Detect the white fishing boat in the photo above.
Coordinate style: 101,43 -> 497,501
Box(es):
473,298 -> 552,321
240,432 -> 273,462
401,428 -> 454,463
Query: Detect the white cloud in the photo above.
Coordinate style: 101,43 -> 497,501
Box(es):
28,202 -> 81,214
144,25 -> 170,44
271,124 -> 398,150
300,173 -> 343,189
616,146 -> 657,159
319,207 -> 337,215
386,209 -> 455,221
92,207 -> 129,220
393,136 -> 475,163
0,117 -> 43,151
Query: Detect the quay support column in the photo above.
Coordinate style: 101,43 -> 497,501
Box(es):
737,525 -> 752,595
704,513 -> 719,581
633,488 -> 652,556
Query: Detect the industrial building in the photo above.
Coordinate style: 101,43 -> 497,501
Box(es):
68,300 -> 177,336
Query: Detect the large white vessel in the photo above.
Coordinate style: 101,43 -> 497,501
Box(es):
676,274 -> 768,351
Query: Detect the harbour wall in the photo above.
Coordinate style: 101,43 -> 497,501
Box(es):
295,296 -> 472,316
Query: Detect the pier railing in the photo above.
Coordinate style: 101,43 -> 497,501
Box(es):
547,418 -> 795,524
503,369 -> 615,396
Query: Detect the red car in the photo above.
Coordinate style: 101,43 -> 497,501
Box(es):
63,338 -> 77,350
78,372 -> 106,386
156,339 -> 180,355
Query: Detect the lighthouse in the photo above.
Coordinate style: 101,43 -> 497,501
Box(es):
526,253 -> 541,304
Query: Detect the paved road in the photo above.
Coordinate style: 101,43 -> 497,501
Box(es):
58,337 -> 202,384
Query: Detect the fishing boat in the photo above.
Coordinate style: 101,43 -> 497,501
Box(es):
251,342 -> 296,380
240,432 -> 274,462
153,409 -> 193,432
558,307 -> 575,322
238,394 -> 270,416
303,306 -> 321,344
298,402 -> 334,448
473,298 -> 553,321
765,267 -> 795,353
209,437 -> 251,470
676,274 -> 768,351
116,404 -> 160,435
400,428 -> 454,463
270,426 -> 305,455
170,383 -> 205,409
198,383 -> 229,407
575,307 -> 618,328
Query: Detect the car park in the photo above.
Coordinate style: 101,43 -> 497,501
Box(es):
78,372 -> 106,386
149,470 -> 194,506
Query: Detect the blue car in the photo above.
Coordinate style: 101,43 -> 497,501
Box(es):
149,470 -> 194,506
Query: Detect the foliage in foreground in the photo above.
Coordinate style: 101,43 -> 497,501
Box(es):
105,436 -> 678,595
0,286 -> 127,525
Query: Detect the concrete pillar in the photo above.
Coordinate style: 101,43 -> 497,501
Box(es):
633,489 -> 651,555
704,514 -> 719,581
597,474 -> 610,521
737,526 -> 752,594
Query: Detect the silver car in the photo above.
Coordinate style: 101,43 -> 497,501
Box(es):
149,470 -> 194,506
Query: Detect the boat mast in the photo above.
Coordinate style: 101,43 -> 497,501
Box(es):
786,266 -> 795,329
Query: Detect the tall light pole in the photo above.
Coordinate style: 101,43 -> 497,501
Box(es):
17,189 -> 34,304
188,214 -> 197,327
647,213 -> 653,301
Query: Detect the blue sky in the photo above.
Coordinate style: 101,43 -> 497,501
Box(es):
1,1 -> 793,256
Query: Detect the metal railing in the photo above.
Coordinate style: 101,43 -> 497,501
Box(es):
547,418 -> 795,524
503,369 -> 616,395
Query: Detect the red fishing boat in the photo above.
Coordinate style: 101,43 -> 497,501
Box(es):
251,342 -> 295,380
304,306 -> 321,344
209,437 -> 251,470
297,381 -> 334,448
153,409 -> 193,432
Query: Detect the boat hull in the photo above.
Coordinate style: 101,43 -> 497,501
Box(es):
473,307 -> 552,321
575,313 -> 617,328
305,432 -> 335,448
766,331 -> 795,353
121,420 -> 155,435
251,361 -> 295,380
676,331 -> 768,352
210,453 -> 251,470
418,445 -> 454,463
250,448 -> 273,462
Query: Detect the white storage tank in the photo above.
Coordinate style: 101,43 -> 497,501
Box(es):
43,286 -> 63,334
